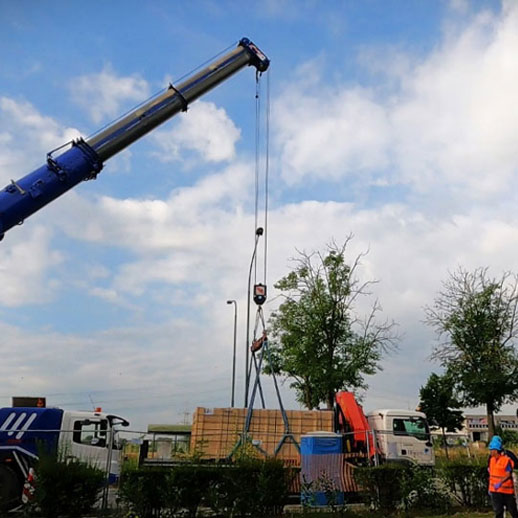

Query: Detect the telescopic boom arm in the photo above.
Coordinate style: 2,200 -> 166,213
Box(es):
0,38 -> 269,241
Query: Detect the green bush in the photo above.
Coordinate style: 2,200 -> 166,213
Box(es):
438,457 -> 489,509
118,466 -> 172,518
119,458 -> 289,518
230,457 -> 288,516
495,428 -> 518,447
401,463 -> 451,514
355,463 -> 451,514
31,455 -> 105,518
169,464 -> 221,518
356,459 -> 492,514
355,463 -> 406,512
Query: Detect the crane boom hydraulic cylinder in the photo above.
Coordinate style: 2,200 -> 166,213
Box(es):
0,38 -> 269,241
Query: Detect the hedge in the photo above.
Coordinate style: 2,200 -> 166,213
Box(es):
27,454 -> 105,518
119,458 -> 290,518
355,459 -> 491,514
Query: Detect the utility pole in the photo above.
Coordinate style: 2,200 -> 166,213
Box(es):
227,300 -> 238,407
244,227 -> 263,407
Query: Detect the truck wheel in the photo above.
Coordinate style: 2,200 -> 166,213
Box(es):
0,464 -> 22,511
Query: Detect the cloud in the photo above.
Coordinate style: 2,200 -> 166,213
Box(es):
274,87 -> 390,185
55,161 -> 253,252
391,4 -> 518,197
0,97 -> 81,183
274,3 -> 518,202
69,65 -> 150,124
0,226 -> 63,307
447,0 -> 470,15
0,310 -> 253,430
152,101 -> 241,164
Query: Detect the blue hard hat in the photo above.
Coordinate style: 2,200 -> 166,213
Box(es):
489,436 -> 503,451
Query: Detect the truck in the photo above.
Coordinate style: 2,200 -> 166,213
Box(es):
0,401 -> 129,511
188,391 -> 435,469
366,408 -> 434,466
0,37 -> 269,241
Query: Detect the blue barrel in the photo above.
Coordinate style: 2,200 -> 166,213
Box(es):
300,433 -> 344,506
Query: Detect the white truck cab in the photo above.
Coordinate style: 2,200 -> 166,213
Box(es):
59,410 -> 129,483
367,409 -> 435,466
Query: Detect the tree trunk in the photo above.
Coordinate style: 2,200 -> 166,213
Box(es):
487,401 -> 496,441
303,386 -> 312,410
326,391 -> 334,410
441,427 -> 450,460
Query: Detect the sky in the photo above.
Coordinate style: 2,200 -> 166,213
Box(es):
1,0 -> 517,433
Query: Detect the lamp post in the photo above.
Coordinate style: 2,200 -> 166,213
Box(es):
227,299 -> 238,408
244,227 -> 263,407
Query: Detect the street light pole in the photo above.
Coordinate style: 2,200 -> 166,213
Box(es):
227,299 -> 238,408
244,227 -> 263,407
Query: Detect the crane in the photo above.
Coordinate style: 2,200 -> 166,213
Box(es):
0,38 -> 269,241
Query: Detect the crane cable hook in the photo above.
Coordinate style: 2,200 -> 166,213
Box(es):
252,66 -> 270,305
246,68 -> 272,409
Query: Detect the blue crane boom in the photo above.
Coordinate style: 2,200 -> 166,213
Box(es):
0,38 -> 269,241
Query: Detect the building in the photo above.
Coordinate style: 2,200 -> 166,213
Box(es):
464,415 -> 518,442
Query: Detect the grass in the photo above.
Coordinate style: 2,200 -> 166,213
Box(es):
286,507 -> 494,518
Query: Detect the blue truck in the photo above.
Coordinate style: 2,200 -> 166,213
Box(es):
0,404 -> 129,510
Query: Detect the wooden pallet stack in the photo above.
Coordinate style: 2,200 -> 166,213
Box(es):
190,407 -> 334,465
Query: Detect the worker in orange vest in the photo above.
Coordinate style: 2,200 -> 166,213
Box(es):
488,435 -> 518,518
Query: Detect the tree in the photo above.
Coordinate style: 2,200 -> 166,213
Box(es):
425,267 -> 518,439
265,237 -> 398,409
418,372 -> 464,458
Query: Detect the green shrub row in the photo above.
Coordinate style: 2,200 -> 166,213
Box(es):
355,458 -> 490,514
118,458 -> 291,518
21,456 -> 491,517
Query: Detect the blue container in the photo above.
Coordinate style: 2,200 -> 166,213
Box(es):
300,433 -> 344,506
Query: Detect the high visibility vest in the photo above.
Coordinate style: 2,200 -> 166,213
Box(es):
489,454 -> 515,494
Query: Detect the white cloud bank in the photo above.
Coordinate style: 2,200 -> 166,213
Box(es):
274,3 -> 518,202
69,65 -> 150,124
152,101 -> 241,164
0,226 -> 63,307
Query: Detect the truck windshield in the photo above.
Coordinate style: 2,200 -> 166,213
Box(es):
73,419 -> 108,447
392,417 -> 430,441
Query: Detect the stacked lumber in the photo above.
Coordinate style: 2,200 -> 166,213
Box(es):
190,407 -> 334,465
